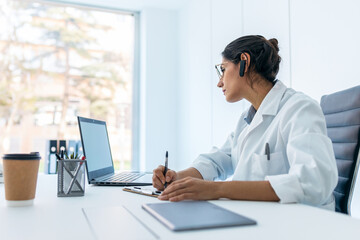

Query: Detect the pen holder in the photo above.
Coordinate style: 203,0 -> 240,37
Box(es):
57,159 -> 86,197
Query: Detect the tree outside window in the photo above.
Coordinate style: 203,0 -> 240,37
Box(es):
0,1 -> 135,171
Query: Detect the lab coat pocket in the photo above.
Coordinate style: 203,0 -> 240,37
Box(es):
251,151 -> 287,179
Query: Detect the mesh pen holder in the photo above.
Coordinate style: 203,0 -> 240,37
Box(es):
57,159 -> 86,197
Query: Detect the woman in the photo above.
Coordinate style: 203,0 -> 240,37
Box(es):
152,35 -> 338,210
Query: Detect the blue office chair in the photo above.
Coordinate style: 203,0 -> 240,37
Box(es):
320,85 -> 360,214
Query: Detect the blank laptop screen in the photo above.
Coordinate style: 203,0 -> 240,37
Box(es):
79,120 -> 113,172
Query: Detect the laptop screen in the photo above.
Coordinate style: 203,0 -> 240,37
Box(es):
78,117 -> 113,173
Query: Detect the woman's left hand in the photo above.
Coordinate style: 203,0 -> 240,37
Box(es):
158,177 -> 220,202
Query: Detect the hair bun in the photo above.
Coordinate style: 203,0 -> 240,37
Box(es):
268,38 -> 279,52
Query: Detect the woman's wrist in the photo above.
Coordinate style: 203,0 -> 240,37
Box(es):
212,181 -> 224,199
177,167 -> 203,180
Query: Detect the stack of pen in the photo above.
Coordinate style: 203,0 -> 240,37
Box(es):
56,150 -> 86,197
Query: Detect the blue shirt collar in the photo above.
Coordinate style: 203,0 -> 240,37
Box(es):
244,105 -> 257,125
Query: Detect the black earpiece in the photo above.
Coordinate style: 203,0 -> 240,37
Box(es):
239,60 -> 246,77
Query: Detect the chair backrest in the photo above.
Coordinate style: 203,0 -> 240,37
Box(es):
349,150 -> 360,218
320,85 -> 360,214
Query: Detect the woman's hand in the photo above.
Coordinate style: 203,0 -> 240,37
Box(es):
158,177 -> 220,202
152,165 -> 177,190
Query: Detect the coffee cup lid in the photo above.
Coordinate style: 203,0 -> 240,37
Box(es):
3,152 -> 41,160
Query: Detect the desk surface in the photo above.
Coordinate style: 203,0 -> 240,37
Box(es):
1,174 -> 360,240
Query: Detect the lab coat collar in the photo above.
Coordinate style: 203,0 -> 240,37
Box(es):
257,80 -> 287,117
244,80 -> 287,134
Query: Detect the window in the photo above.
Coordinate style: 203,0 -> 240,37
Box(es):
0,1 -> 137,171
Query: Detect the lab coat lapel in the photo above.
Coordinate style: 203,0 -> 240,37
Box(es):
243,81 -> 287,138
246,111 -> 264,136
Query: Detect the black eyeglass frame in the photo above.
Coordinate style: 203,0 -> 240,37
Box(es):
214,62 -> 229,79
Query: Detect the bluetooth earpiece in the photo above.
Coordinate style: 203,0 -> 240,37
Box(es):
239,60 -> 246,77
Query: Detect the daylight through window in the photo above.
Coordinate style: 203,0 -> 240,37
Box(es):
0,1 -> 135,171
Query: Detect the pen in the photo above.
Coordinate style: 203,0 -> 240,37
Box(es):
55,153 -> 62,160
163,151 -> 168,188
265,143 -> 270,160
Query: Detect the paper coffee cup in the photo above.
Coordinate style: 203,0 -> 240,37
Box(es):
2,152 -> 41,207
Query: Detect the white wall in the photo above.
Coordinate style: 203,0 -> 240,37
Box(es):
176,0 -> 212,170
139,8 -> 179,171
242,0 -> 291,86
211,0 -> 249,150
290,0 -> 360,101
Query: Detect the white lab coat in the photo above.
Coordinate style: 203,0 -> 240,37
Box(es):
191,80 -> 338,210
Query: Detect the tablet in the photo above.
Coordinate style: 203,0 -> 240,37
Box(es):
142,201 -> 257,231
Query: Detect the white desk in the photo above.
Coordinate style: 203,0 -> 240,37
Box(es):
1,175 -> 360,240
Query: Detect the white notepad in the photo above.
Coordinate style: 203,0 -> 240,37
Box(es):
142,201 -> 257,231
82,206 -> 158,240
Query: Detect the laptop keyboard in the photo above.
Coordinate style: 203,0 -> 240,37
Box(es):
100,172 -> 145,183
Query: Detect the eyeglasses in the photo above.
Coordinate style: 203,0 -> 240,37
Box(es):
215,63 -> 225,79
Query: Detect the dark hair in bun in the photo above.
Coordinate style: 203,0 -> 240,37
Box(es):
268,38 -> 279,52
222,35 -> 281,84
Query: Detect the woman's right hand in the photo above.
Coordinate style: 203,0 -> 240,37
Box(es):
152,165 -> 177,190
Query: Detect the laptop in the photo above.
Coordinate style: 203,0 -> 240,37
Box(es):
77,116 -> 153,186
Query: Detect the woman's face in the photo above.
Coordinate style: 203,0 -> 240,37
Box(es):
217,58 -> 248,103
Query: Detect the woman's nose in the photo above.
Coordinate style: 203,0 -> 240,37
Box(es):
217,79 -> 223,88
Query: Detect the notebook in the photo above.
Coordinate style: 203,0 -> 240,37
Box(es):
142,201 -> 257,231
82,206 -> 158,240
77,116 -> 153,186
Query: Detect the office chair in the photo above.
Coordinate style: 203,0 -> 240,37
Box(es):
320,85 -> 360,214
